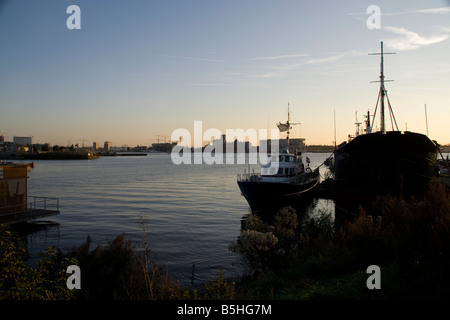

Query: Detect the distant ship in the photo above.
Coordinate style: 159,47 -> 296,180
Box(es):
237,105 -> 320,212
333,42 -> 439,216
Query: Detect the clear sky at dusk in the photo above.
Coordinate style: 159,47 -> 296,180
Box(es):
1,0 -> 450,147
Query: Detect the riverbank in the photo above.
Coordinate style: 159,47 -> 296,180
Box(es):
96,151 -> 147,157
0,150 -> 97,160
2,179 -> 450,300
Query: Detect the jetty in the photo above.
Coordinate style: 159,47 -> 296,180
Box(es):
0,161 -> 60,225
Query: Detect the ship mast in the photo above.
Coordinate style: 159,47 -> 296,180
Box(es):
286,103 -> 301,153
286,103 -> 291,150
276,103 -> 300,153
380,42 -> 386,133
369,41 -> 397,133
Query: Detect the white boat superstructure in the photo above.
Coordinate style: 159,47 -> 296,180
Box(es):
237,103 -> 320,212
260,151 -> 310,183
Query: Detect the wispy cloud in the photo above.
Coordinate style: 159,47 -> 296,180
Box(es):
248,54 -> 308,61
305,55 -> 344,65
154,54 -> 226,63
383,26 -> 450,50
347,5 -> 450,51
250,53 -> 346,79
415,7 -> 450,14
250,72 -> 282,79
348,6 -> 450,16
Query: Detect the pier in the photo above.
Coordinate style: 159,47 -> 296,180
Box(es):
1,162 -> 60,225
0,196 -> 60,225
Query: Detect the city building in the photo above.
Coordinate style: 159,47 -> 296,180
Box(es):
104,141 -> 112,151
259,138 -> 306,154
13,136 -> 32,146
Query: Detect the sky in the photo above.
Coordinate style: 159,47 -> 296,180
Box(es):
1,0 -> 450,147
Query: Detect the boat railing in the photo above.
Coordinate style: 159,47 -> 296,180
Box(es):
0,196 -> 60,225
237,172 -> 261,182
0,196 -> 59,215
237,167 -> 319,184
28,196 -> 60,213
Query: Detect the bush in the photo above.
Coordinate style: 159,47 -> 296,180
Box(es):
234,180 -> 450,299
67,232 -> 185,300
229,206 -> 331,273
0,225 -> 26,298
203,270 -> 236,300
0,222 -> 185,300
12,247 -> 78,300
1,225 -> 77,300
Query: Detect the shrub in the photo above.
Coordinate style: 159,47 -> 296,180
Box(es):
203,270 -> 236,300
230,206 -> 314,273
67,232 -> 184,300
11,247 -> 78,300
1,225 -> 77,300
0,225 -> 26,298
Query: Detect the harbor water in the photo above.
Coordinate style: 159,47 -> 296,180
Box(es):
20,152 -> 334,286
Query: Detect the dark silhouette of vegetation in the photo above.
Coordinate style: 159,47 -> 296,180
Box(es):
1,180 -> 450,300
67,234 -> 184,300
0,218 -> 235,300
0,224 -> 77,299
233,180 -> 450,299
41,143 -> 50,152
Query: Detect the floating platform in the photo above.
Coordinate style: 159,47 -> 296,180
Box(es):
0,196 -> 60,225
1,161 -> 60,225
0,208 -> 60,225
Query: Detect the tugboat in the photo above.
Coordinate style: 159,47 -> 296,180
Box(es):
237,105 -> 320,212
333,42 -> 439,216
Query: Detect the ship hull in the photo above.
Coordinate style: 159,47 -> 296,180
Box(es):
237,170 -> 320,212
333,131 -> 439,215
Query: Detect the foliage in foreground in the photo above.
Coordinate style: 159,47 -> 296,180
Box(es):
232,180 -> 450,299
0,220 -> 234,300
0,224 -> 78,300
2,180 -> 450,300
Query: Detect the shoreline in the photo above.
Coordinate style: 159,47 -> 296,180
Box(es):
0,151 -> 97,160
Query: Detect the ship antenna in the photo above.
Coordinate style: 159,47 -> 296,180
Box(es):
276,102 -> 300,153
369,41 -> 396,133
287,102 -> 290,151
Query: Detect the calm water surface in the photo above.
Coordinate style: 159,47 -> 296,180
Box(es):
22,152 -> 333,285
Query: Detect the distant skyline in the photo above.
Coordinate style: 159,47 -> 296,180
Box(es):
1,0 -> 450,147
